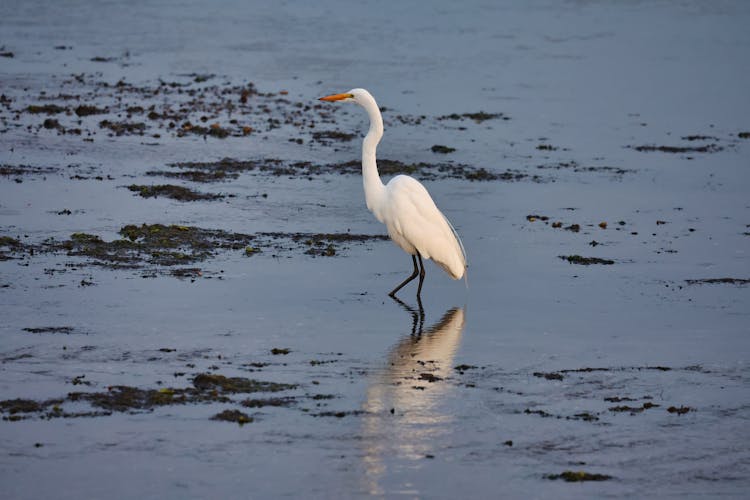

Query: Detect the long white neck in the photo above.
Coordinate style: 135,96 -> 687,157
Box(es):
359,94 -> 386,220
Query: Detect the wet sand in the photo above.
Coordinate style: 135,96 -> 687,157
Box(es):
1,1 -> 749,498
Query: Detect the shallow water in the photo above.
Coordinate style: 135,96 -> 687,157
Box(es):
1,1 -> 749,498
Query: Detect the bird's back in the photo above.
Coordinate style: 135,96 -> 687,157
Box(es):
381,175 -> 466,279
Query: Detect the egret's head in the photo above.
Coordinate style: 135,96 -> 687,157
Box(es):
319,88 -> 373,105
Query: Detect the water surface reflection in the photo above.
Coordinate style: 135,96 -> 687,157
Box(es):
361,303 -> 466,495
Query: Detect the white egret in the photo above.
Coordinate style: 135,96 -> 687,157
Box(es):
319,89 -> 467,298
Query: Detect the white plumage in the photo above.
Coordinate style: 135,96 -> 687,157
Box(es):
320,88 -> 467,298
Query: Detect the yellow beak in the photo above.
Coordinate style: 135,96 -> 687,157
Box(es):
319,93 -> 353,102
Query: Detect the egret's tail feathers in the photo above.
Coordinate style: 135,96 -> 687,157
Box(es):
442,213 -> 467,269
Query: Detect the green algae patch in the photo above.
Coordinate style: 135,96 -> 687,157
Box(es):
211,409 -> 253,425
26,225 -> 388,272
127,184 -> 223,201
1,398 -> 65,421
241,397 -> 296,408
99,120 -> 146,136
547,471 -> 612,482
0,235 -> 25,260
68,386 -> 212,412
609,402 -> 660,414
50,224 -> 254,267
74,105 -> 108,116
431,144 -> 456,154
26,104 -> 67,114
192,373 -> 297,393
3,372 -> 299,421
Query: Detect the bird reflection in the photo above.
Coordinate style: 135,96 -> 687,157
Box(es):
361,301 -> 466,495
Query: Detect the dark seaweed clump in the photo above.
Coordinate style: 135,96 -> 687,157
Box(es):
22,326 -> 74,334
546,471 -> 612,482
536,160 -> 633,175
685,278 -> 749,286
667,405 -> 692,415
75,105 -> 108,116
193,373 -> 297,393
559,255 -> 615,265
211,409 -> 253,425
0,235 -> 25,260
312,130 -> 356,143
438,112 -> 509,123
431,144 -> 456,154
127,184 -> 223,201
609,402 -> 659,414
26,104 -> 66,114
241,397 -> 295,408
99,120 -> 146,136
314,410 -> 367,418
159,156 -> 537,183
629,144 -> 723,154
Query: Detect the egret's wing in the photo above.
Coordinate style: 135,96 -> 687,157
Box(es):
386,176 -> 466,279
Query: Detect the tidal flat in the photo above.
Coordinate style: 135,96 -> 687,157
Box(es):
1,1 -> 749,498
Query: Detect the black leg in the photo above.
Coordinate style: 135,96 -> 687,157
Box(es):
416,253 -> 426,298
389,254 -> 419,297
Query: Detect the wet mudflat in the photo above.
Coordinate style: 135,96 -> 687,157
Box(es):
1,1 -> 749,498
